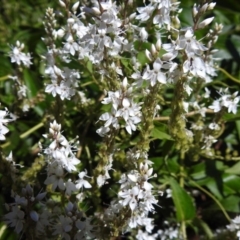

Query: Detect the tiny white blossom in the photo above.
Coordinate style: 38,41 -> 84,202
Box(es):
75,170 -> 92,189
9,41 -> 32,67
4,206 -> 25,234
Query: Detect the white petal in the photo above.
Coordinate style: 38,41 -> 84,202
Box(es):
122,98 -> 131,108
122,77 -> 128,88
129,199 -> 137,210
127,174 -> 137,182
83,180 -> 92,188
99,113 -> 110,121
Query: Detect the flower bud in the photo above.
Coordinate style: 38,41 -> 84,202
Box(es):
129,13 -> 136,20
139,27 -> 148,42
30,211 -> 39,222
213,36 -> 218,43
156,38 -> 162,51
198,17 -> 214,29
145,49 -> 153,61
57,28 -> 65,38
59,0 -> 66,8
208,2 -> 216,10
67,18 -> 75,24
16,41 -> 21,47
36,192 -> 47,201
200,3 -> 208,13
92,7 -> 101,15
128,0 -> 133,6
192,4 -> 198,18
122,77 -> 128,88
72,1 -> 79,13
151,44 -> 157,56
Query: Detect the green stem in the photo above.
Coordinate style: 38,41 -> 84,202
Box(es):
189,179 -> 231,223
0,75 -> 10,81
21,122 -> 44,138
179,151 -> 187,240
1,122 -> 44,148
180,221 -> 187,240
81,81 -> 94,87
217,67 -> 240,84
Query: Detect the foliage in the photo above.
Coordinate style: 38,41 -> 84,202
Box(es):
0,0 -> 240,239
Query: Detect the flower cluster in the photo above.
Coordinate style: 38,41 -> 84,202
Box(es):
0,106 -> 16,140
4,121 -> 93,239
97,78 -> 142,136
3,0 -> 240,239
226,216 -> 240,239
209,88 -> 240,114
9,41 -> 32,67
42,121 -> 91,195
4,184 -> 47,235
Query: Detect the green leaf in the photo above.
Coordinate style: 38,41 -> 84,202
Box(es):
236,120 -> 240,141
86,60 -> 93,74
151,126 -> 173,141
225,161 -> 240,174
23,69 -> 38,97
210,195 -> 240,213
193,176 -> 224,200
193,218 -> 214,239
223,112 -> 240,121
120,58 -> 132,73
223,174 -> 240,194
137,51 -> 149,65
150,157 -> 164,169
169,178 -> 196,221
189,162 -> 206,180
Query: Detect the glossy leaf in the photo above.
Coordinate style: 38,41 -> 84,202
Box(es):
169,178 -> 196,221
151,127 -> 173,140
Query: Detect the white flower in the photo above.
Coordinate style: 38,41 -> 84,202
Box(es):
52,215 -> 72,240
141,190 -> 158,212
136,229 -> 158,240
142,58 -> 166,86
0,107 -> 16,141
209,91 -> 240,114
75,170 -> 92,189
222,93 -> 239,114
119,186 -> 141,211
4,206 -> 25,234
61,154 -> 80,172
45,80 -> 60,97
63,35 -> 79,56
44,174 -> 65,191
165,188 -> 172,198
97,174 -> 107,187
183,56 -> 206,78
233,216 -> 240,225
96,126 -> 110,137
153,0 -> 172,27
0,123 -> 9,140
209,99 -> 221,112
65,179 -> 77,196
209,123 -> 220,130
97,78 -> 142,136
204,88 -> 211,98
35,210 -> 50,236
136,4 -> 155,22
202,135 -> 217,149
9,41 -> 32,67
